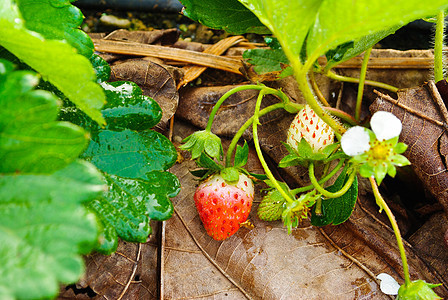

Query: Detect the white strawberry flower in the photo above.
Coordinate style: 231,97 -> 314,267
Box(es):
341,111 -> 402,156
341,111 -> 410,184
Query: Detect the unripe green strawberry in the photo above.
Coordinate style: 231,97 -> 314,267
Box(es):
286,105 -> 334,153
257,189 -> 286,221
194,173 -> 254,240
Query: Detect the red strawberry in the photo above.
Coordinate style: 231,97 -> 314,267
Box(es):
286,105 -> 334,153
194,172 -> 254,240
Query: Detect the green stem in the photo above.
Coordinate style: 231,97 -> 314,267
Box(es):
434,10 -> 445,82
205,84 -> 289,132
326,70 -> 399,93
287,102 -> 357,125
225,103 -> 285,167
369,176 -> 411,287
355,47 -> 372,122
291,159 -> 345,195
308,162 -> 356,198
295,71 -> 346,139
252,91 -> 295,204
314,198 -> 323,215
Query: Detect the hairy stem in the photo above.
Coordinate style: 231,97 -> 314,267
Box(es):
310,70 -> 331,107
309,162 -> 356,198
205,84 -> 288,132
226,103 -> 284,167
291,159 -> 345,195
369,176 -> 411,287
326,70 -> 399,93
355,47 -> 372,121
295,71 -> 346,138
253,91 -> 294,203
434,10 -> 445,82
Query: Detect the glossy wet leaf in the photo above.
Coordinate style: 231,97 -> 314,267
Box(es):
0,160 -> 103,300
0,60 -> 88,174
83,129 -> 177,179
311,169 -> 358,226
0,0 -> 105,125
101,81 -> 162,131
89,171 -> 180,254
90,54 -> 111,83
16,0 -> 94,57
180,0 -> 269,34
69,79 -> 179,253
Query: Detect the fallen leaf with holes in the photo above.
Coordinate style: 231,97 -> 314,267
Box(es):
370,81 -> 448,214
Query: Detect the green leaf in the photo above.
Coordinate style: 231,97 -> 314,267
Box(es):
180,0 -> 270,34
90,54 -> 111,83
62,76 -> 180,253
238,0 -> 321,67
83,129 -> 177,180
325,27 -> 401,70
0,0 -> 106,125
243,48 -> 289,74
101,81 -> 162,131
237,0 -> 448,74
278,153 -> 301,168
197,152 -> 223,172
311,170 -> 358,226
0,61 -> 88,174
89,171 -> 180,254
306,1 -> 448,66
234,141 -> 249,168
16,0 -> 94,57
0,160 -> 103,299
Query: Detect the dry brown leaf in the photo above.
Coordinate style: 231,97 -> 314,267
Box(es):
370,82 -> 448,214
104,29 -> 180,46
409,212 -> 448,285
58,222 -> 160,299
177,36 -> 246,89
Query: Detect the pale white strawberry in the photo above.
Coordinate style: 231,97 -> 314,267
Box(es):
286,105 -> 334,153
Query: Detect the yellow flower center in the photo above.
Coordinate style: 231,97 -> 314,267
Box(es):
369,140 -> 392,161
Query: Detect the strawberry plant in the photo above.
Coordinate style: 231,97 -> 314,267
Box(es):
0,0 -> 179,299
179,0 -> 448,298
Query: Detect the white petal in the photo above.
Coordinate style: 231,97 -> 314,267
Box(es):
376,273 -> 400,295
370,111 -> 402,141
341,126 -> 371,156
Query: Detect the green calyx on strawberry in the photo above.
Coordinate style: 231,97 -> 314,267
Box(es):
180,130 -> 223,160
194,170 -> 255,240
282,192 -> 319,234
397,280 -> 442,299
